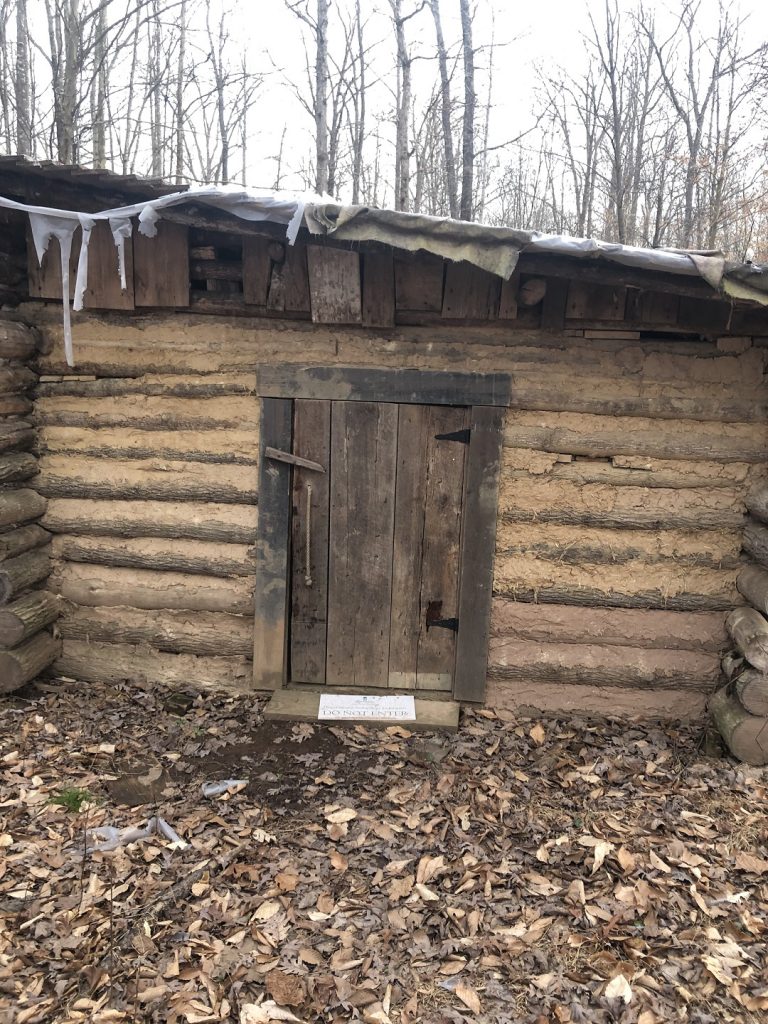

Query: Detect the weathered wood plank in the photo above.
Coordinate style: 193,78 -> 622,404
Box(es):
290,400 -> 331,684
134,221 -> 189,306
541,277 -> 570,329
242,235 -> 272,306
252,398 -> 293,688
394,252 -> 444,311
326,401 -> 398,687
82,220 -> 135,310
498,269 -> 519,320
362,251 -> 395,327
263,688 -> 459,731
307,246 -> 362,324
258,365 -> 511,407
454,405 -> 504,702
442,263 -> 500,319
283,243 -> 311,313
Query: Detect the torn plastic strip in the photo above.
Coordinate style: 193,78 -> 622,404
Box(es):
73,214 -> 95,312
109,216 -> 133,291
28,211 -> 80,368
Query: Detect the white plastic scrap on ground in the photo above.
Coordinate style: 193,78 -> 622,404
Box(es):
85,814 -> 187,853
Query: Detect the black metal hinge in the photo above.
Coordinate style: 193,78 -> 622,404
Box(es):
426,600 -> 459,632
434,427 -> 471,444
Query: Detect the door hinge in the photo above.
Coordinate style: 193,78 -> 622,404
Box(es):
426,600 -> 459,632
434,427 -> 471,444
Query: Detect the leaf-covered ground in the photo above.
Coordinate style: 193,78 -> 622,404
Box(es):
1,679 -> 767,1024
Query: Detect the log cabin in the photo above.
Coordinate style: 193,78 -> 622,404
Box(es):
1,156 -> 768,732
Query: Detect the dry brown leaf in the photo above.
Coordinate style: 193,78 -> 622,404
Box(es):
253,899 -> 281,922
266,969 -> 306,1008
455,981 -> 482,1014
734,851 -> 768,874
529,723 -> 546,746
325,807 -> 357,824
604,974 -> 632,1003
329,850 -> 349,872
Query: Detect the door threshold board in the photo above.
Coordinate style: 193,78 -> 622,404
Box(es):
263,689 -> 460,732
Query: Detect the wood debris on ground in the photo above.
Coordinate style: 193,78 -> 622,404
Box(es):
1,679 -> 767,1024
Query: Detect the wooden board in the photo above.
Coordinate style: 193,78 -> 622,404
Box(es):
326,401 -> 397,686
307,246 -> 362,323
498,269 -> 520,320
290,400 -> 331,684
27,224 -> 78,299
252,398 -> 292,688
388,405 -> 467,690
541,276 -> 570,329
283,243 -> 311,313
453,405 -> 505,702
394,252 -> 444,311
567,281 -> 626,320
263,688 -> 459,731
362,251 -> 395,327
27,220 -> 134,309
258,365 -> 511,407
442,263 -> 500,318
134,221 -> 189,306
242,235 -> 272,306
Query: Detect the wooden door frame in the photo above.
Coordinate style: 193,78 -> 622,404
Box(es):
253,365 -> 510,703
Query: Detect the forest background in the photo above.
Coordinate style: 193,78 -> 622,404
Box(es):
2,0 -> 768,259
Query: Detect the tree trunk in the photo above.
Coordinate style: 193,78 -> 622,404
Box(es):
722,654 -> 768,717
315,0 -> 330,193
0,453 -> 38,485
92,4 -> 107,167
391,0 -> 412,211
175,0 -> 187,185
429,0 -> 458,218
14,0 -> 32,156
0,423 -> 35,454
726,606 -> 768,672
0,592 -> 60,648
743,518 -> 768,568
0,548 -> 52,605
0,322 -> 37,360
458,0 -> 475,220
710,686 -> 768,766
737,566 -> 768,618
0,632 -> 61,694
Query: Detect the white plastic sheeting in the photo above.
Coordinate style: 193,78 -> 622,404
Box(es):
1,183 -> 765,367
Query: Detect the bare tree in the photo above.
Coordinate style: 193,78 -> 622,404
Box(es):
458,0 -> 474,219
15,0 -> 32,156
428,0 -> 458,218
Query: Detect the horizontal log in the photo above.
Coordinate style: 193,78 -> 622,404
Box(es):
0,489 -> 47,530
36,373 -> 256,399
190,259 -> 243,281
29,306 -> 758,379
0,591 -> 61,648
726,606 -> 768,672
37,456 -> 258,504
0,452 -> 38,484
50,563 -> 254,614
494,553 -> 740,611
496,521 -> 741,569
54,640 -> 251,695
0,422 -> 35,454
504,410 -> 768,463
736,565 -> 768,617
709,686 -> 768,766
491,600 -> 727,652
59,606 -> 252,657
0,524 -> 50,562
42,499 -> 257,543
743,518 -> 768,568
35,394 -> 260,431
0,548 -> 51,604
0,321 -> 37,360
488,638 -> 719,691
498,475 -> 745,530
52,535 -> 255,577
746,484 -> 768,525
511,371 -> 768,423
0,364 -> 37,394
0,632 -> 61,693
486,678 -> 707,720
0,395 -> 33,417
38,426 -> 259,465
503,448 -> 755,490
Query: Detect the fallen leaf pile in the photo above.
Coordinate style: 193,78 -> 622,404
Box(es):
1,678 -> 767,1023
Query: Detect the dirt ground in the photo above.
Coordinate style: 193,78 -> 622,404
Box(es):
1,679 -> 767,1024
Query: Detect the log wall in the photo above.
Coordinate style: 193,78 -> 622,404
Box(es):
0,317 -> 60,691
27,302 -> 768,717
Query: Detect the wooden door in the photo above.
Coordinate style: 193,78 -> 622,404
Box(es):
289,399 -> 468,690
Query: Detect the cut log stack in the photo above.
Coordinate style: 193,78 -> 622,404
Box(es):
712,483 -> 768,765
0,319 -> 60,693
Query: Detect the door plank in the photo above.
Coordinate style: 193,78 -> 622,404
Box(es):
454,405 -> 505,702
326,401 -> 398,686
388,406 -> 467,690
416,406 -> 468,689
252,398 -> 292,689
290,400 -> 331,684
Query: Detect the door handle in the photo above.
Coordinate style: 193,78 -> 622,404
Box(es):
264,447 -> 325,473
